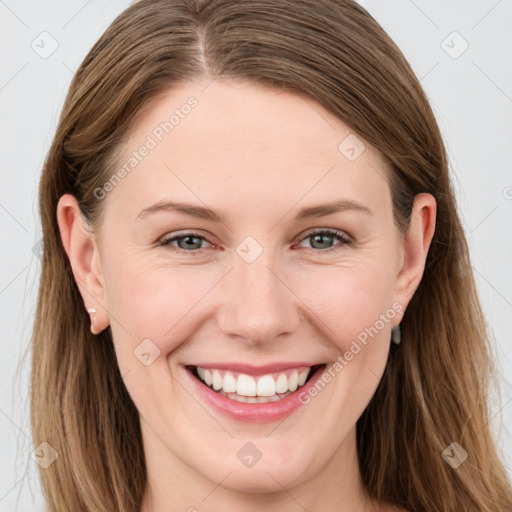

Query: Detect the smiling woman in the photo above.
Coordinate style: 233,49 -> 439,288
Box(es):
31,1 -> 512,512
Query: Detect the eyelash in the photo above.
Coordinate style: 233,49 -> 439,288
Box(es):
157,229 -> 352,255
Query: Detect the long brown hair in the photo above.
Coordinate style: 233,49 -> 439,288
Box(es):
30,1 -> 512,510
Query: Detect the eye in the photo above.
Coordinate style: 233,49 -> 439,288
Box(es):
158,232 -> 213,254
158,229 -> 351,255
294,229 -> 352,253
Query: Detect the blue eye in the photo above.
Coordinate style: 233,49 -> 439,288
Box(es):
158,229 -> 351,255
159,233 -> 209,254
296,229 -> 352,252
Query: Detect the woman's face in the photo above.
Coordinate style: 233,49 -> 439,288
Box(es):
60,79 -> 435,500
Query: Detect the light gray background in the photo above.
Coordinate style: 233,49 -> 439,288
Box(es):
1,1 -> 511,510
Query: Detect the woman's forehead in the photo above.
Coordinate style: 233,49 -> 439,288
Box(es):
106,80 -> 390,218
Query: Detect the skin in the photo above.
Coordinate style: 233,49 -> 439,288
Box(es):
57,79 -> 436,512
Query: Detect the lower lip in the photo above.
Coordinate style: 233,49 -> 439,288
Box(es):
182,364 -> 327,424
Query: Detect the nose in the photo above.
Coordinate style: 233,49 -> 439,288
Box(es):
216,250 -> 300,346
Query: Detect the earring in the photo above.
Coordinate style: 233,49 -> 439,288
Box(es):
391,324 -> 401,345
87,308 -> 97,334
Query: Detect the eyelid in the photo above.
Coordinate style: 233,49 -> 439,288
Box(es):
157,230 -> 218,250
295,227 -> 352,244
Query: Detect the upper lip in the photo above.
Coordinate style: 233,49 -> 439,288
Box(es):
185,362 -> 325,376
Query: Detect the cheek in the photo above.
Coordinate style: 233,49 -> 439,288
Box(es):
104,257 -> 209,362
296,263 -> 395,421
298,259 -> 396,353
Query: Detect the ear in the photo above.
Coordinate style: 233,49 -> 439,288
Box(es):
56,194 -> 110,334
393,193 -> 437,319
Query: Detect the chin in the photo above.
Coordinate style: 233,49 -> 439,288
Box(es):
195,444 -> 320,494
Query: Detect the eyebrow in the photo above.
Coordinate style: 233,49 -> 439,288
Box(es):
135,198 -> 373,223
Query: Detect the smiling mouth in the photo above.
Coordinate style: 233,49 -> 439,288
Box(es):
186,364 -> 325,404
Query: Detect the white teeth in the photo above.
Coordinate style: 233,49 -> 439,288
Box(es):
193,365 -> 315,398
256,375 -> 276,396
212,370 -> 223,391
237,374 -> 256,396
223,373 -> 237,393
275,373 -> 288,394
298,368 -> 309,386
288,370 -> 298,392
217,389 -> 293,403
